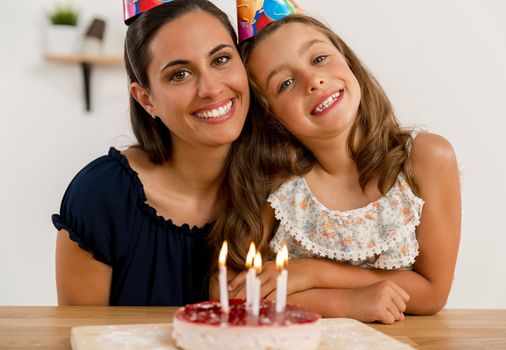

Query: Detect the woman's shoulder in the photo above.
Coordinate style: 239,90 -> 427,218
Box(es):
66,147 -> 141,202
120,146 -> 154,173
53,148 -> 146,266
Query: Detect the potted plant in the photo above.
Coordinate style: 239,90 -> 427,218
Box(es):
44,4 -> 80,55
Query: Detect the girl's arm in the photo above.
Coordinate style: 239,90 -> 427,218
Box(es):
313,133 -> 461,314
287,281 -> 409,324
55,230 -> 112,305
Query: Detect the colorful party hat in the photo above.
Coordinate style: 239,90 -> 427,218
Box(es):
123,0 -> 175,25
237,0 -> 302,42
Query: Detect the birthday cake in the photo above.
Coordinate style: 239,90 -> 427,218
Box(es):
172,298 -> 321,350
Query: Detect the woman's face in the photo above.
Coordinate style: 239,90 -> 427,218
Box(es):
247,23 -> 361,145
135,10 -> 250,149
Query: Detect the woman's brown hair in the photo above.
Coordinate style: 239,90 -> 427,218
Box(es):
241,14 -> 417,196
124,0 -> 267,271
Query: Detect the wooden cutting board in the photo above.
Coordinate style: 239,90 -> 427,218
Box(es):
71,318 -> 413,349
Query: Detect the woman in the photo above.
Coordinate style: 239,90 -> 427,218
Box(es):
53,0 -> 264,306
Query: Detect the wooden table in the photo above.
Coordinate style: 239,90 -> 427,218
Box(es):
0,307 -> 505,349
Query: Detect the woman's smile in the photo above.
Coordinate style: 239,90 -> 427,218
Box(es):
191,98 -> 236,124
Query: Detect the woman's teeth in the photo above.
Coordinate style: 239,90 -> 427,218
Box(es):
313,91 -> 341,114
194,100 -> 233,119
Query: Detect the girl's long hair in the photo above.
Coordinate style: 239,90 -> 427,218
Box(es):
241,14 -> 417,196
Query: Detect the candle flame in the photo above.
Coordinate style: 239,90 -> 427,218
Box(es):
219,241 -> 228,268
276,244 -> 289,270
282,244 -> 289,267
276,249 -> 284,271
245,242 -> 256,268
253,252 -> 262,273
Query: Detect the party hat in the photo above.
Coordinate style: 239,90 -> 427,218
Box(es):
123,0 -> 174,25
237,0 -> 302,42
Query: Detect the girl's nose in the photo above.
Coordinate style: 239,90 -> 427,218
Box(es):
306,73 -> 325,94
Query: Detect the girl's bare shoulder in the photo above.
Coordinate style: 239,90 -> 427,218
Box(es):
410,132 -> 458,183
411,132 -> 457,165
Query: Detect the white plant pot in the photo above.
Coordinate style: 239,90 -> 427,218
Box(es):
44,25 -> 79,56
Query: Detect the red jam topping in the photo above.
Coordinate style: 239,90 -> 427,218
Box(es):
174,299 -> 320,327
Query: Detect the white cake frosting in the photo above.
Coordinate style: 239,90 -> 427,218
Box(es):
172,299 -> 321,350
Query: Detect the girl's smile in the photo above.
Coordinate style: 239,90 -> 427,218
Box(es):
310,89 -> 344,117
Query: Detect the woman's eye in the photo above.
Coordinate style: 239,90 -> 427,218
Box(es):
313,55 -> 328,64
213,55 -> 230,66
171,70 -> 191,81
278,79 -> 294,92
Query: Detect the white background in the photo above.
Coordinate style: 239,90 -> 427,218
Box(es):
0,0 -> 505,308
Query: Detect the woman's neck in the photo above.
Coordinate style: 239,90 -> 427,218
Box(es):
166,142 -> 231,197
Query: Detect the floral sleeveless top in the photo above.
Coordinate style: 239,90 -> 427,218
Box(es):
268,131 -> 424,270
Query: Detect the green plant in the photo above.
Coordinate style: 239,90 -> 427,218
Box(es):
48,4 -> 79,26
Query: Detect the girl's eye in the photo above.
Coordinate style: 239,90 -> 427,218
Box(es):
278,79 -> 294,92
313,55 -> 328,64
213,55 -> 230,66
171,70 -> 191,81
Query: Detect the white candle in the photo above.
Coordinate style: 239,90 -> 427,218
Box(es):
218,241 -> 229,313
276,244 -> 289,313
276,269 -> 288,312
252,252 -> 262,317
245,242 -> 256,308
251,277 -> 260,317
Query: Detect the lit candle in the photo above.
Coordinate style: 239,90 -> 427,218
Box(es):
276,244 -> 288,313
245,242 -> 256,309
218,241 -> 229,313
252,252 -> 262,317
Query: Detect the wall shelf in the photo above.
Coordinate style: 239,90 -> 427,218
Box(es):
43,53 -> 124,111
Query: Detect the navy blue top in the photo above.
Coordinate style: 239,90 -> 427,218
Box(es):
52,148 -> 212,306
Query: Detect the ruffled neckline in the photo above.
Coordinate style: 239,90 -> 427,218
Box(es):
301,176 -> 398,217
108,147 -> 213,235
268,174 -> 424,269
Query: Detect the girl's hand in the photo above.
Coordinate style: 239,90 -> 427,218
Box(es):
226,270 -> 247,299
226,263 -> 278,299
343,281 -> 410,324
228,259 -> 317,300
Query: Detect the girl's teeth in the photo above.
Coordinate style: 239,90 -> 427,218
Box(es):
195,100 -> 233,119
314,92 -> 341,113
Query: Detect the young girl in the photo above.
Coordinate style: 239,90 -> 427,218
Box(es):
228,14 -> 461,324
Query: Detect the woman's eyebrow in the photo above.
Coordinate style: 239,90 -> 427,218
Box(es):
209,43 -> 233,56
160,59 -> 190,72
160,44 -> 233,73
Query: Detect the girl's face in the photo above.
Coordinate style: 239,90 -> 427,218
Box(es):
133,10 -> 249,149
247,23 -> 361,144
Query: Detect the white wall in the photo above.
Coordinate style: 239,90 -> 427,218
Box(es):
0,0 -> 504,308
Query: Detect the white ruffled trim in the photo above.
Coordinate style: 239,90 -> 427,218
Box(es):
268,175 -> 423,270
371,238 -> 419,270
270,198 -> 419,263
